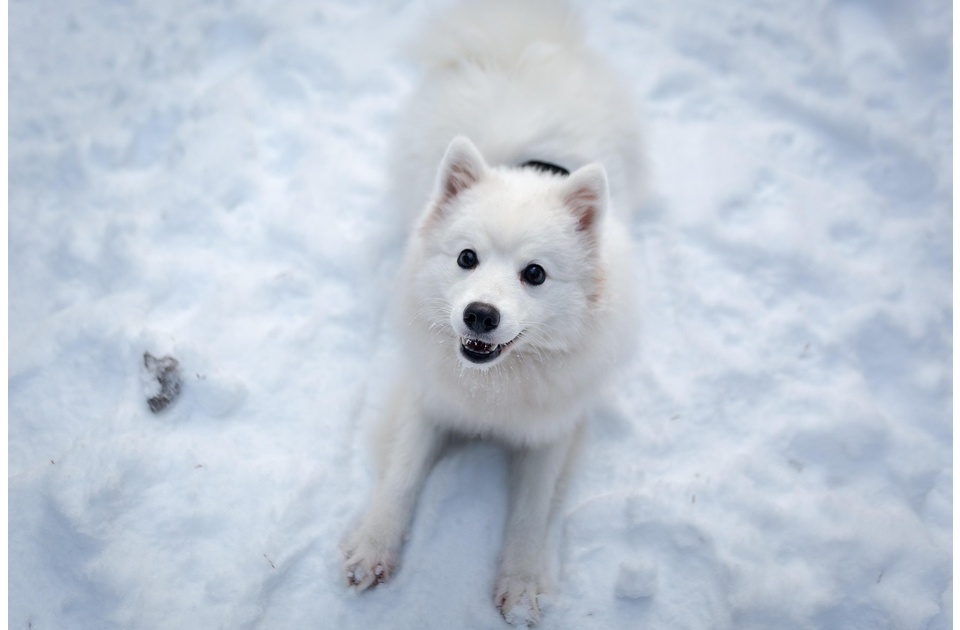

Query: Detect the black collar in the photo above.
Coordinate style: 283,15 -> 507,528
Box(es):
519,159 -> 570,177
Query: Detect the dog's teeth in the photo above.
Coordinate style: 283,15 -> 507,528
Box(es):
462,338 -> 496,353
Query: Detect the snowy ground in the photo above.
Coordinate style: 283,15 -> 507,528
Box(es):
8,0 -> 952,628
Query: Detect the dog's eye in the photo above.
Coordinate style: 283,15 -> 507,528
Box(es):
521,263 -> 546,286
457,249 -> 478,270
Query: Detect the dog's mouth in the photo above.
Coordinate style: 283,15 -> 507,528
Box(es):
459,334 -> 520,365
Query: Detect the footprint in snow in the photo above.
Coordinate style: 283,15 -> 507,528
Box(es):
560,493 -> 732,628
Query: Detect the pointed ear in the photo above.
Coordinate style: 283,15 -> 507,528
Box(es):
434,136 -> 488,206
563,163 -> 608,233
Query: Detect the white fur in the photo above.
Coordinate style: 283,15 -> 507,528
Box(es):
343,1 -> 643,625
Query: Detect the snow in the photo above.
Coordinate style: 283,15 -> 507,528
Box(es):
614,558 -> 658,601
7,0 -> 952,628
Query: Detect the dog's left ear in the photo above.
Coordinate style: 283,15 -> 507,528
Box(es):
563,164 -> 609,233
435,136 -> 488,206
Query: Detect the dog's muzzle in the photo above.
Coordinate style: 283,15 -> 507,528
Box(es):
459,302 -> 523,364
460,302 -> 501,363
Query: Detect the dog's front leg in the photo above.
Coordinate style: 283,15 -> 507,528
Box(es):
343,393 -> 442,591
495,430 -> 577,626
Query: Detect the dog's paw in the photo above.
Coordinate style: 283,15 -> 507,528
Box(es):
341,536 -> 398,591
495,574 -> 542,627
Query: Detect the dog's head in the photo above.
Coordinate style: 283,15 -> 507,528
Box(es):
408,136 -> 610,370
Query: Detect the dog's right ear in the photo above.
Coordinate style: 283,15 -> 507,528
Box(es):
563,163 -> 609,235
434,136 -> 488,207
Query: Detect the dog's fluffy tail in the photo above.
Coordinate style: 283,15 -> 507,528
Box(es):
408,0 -> 584,71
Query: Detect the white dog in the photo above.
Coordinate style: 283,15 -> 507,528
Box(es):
343,1 -> 644,625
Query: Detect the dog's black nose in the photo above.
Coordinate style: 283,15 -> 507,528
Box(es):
463,302 -> 500,333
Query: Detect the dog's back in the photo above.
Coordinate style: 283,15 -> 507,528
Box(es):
408,0 -> 583,71
390,0 -> 645,224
